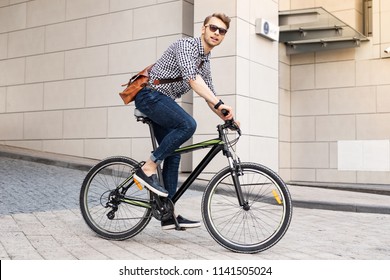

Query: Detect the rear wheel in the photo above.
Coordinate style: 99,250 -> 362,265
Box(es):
202,162 -> 292,253
80,156 -> 152,240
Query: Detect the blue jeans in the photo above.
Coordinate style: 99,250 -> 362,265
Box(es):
135,87 -> 197,198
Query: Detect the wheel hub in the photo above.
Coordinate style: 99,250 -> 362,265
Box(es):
243,201 -> 251,211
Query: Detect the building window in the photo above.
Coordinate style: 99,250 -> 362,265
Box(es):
363,0 -> 373,37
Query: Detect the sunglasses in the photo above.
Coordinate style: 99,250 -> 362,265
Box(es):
205,24 -> 228,35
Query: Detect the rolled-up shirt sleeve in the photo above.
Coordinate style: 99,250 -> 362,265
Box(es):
175,40 -> 217,96
200,60 -> 217,95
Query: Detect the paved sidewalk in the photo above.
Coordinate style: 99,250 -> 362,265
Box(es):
1,145 -> 390,260
1,144 -> 389,215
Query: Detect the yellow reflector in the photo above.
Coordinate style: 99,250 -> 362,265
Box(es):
133,178 -> 143,190
272,190 -> 282,205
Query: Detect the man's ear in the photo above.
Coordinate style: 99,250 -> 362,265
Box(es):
201,25 -> 206,35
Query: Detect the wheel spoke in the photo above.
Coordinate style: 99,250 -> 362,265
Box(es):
80,157 -> 152,240
202,163 -> 292,253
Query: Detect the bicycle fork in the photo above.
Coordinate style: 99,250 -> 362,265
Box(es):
226,155 -> 249,210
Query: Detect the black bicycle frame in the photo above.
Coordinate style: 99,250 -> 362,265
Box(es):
119,140 -> 225,210
136,115 -> 245,206
171,143 -> 223,203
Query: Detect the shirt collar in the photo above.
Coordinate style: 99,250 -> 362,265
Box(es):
196,37 -> 210,60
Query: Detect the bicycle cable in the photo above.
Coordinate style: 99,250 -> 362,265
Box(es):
224,127 -> 240,160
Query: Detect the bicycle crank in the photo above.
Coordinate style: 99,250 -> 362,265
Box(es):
151,196 -> 175,222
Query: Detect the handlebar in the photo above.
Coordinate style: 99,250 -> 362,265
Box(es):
221,109 -> 241,135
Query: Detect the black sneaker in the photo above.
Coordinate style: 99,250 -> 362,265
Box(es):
134,169 -> 168,197
161,215 -> 201,230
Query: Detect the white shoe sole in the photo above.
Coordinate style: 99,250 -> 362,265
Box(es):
161,222 -> 201,230
161,224 -> 176,230
133,175 -> 168,197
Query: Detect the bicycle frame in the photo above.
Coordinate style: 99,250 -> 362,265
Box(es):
117,137 -> 225,209
171,139 -> 224,203
80,110 -> 292,252
121,112 -> 245,208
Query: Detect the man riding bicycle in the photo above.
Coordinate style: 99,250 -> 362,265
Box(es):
133,13 -> 236,230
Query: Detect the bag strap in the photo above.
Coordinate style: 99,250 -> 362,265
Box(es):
153,76 -> 183,85
152,60 -> 205,85
122,64 -> 155,87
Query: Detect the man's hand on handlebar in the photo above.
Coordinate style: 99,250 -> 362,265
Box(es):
207,100 -> 240,131
219,104 -> 233,121
220,108 -> 241,135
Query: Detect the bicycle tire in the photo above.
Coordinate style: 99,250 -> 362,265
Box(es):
202,162 -> 292,253
80,156 -> 152,240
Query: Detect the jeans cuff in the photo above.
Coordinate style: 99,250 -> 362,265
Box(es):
150,154 -> 162,165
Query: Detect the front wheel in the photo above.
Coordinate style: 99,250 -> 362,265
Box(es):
80,156 -> 152,240
202,162 -> 292,253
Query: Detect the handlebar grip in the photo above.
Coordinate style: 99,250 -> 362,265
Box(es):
221,109 -> 229,117
220,109 -> 241,135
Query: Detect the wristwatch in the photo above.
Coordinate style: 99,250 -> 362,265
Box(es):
214,99 -> 224,110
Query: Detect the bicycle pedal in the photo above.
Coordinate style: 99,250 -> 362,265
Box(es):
172,215 -> 185,231
175,226 -> 186,231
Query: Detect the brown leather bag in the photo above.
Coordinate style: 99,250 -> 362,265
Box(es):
119,64 -> 154,104
119,60 -> 204,104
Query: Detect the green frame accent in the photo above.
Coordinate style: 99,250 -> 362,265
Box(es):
120,197 -> 151,209
173,139 -> 223,154
116,138 -> 224,210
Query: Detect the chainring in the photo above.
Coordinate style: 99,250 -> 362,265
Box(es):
151,198 -> 174,221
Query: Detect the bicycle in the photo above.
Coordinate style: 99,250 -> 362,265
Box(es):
79,108 -> 292,254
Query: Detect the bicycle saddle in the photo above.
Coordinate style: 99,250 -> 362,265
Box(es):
134,108 -> 150,122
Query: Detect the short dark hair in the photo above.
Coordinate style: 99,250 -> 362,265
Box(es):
203,13 -> 231,29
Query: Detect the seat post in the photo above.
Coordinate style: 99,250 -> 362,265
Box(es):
146,121 -> 164,186
147,121 -> 158,152
134,108 -> 164,186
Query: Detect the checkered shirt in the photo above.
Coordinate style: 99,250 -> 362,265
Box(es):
148,37 -> 216,99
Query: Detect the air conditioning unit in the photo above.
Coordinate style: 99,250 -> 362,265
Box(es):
255,18 -> 279,41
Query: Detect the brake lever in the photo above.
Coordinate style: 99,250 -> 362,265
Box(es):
233,123 -> 242,136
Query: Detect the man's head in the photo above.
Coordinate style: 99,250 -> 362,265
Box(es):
202,13 -> 231,52
203,13 -> 231,30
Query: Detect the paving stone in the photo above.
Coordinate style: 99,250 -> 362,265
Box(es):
1,149 -> 390,260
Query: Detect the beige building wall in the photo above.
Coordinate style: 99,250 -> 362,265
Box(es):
193,0 -> 280,179
0,0 -> 195,169
2,0 -> 390,187
279,0 -> 390,184
0,0 -> 281,179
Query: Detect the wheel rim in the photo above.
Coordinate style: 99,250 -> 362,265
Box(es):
82,161 -> 151,236
206,167 -> 290,250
